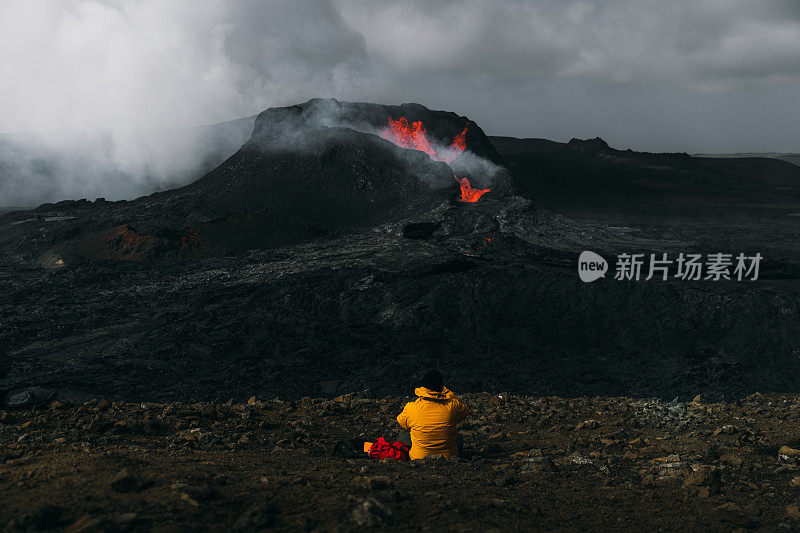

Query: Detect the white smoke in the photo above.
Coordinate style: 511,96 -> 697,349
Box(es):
0,0 -> 365,207
0,119 -> 255,207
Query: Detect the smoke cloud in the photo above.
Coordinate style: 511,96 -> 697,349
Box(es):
1,0 -> 799,206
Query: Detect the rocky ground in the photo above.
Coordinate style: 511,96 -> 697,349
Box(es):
4,392 -> 800,531
4,197 -> 800,403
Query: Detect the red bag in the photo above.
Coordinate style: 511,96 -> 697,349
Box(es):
367,437 -> 410,461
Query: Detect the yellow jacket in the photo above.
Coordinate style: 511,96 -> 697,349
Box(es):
396,387 -> 469,460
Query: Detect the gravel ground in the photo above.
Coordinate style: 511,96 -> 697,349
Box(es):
4,392 -> 800,531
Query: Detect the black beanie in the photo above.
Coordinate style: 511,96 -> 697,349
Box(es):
421,369 -> 444,392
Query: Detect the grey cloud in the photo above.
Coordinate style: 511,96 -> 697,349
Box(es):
340,0 -> 800,89
1,0 -> 799,206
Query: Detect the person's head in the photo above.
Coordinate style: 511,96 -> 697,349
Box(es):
421,369 -> 443,392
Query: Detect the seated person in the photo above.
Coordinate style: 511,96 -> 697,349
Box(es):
396,369 -> 469,459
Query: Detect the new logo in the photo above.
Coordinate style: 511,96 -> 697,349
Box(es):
578,251 -> 608,282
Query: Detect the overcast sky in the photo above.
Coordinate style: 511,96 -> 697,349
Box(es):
1,0 -> 800,153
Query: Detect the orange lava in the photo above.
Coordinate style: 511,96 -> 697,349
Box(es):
379,118 -> 490,202
450,125 -> 468,154
458,177 -> 491,203
379,117 -> 437,159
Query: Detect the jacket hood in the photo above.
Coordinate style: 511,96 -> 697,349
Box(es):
414,386 -> 452,400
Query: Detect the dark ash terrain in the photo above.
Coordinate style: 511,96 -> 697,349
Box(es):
2,99 -> 800,404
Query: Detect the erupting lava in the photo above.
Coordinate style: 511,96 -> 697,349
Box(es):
380,117 -> 438,160
379,118 -> 491,202
457,177 -> 489,202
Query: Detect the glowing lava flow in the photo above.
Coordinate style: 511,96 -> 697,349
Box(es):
380,117 -> 437,159
457,176 -> 489,202
449,124 -> 468,155
379,118 -> 490,202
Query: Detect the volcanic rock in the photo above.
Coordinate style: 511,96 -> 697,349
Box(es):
576,419 -> 600,430
233,503 -> 279,530
351,475 -> 393,491
683,465 -> 721,495
110,468 -> 140,492
64,515 -> 104,533
780,446 -> 800,457
788,503 -> 800,521
352,498 -> 393,526
10,504 -> 64,530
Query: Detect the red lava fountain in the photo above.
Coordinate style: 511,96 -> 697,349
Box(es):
379,118 -> 491,202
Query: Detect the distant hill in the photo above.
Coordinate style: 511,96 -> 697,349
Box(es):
694,153 -> 800,168
490,136 -> 800,219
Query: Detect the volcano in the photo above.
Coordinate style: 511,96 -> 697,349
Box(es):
0,99 -> 511,264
